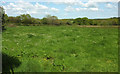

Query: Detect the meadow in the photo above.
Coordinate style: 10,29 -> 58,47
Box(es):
2,25 -> 118,72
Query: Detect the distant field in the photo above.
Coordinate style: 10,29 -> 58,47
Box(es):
2,26 -> 118,72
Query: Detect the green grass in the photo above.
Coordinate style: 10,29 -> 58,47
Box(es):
2,26 -> 118,72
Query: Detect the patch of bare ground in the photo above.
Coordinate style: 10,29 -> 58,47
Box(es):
77,25 -> 119,28
7,24 -> 18,27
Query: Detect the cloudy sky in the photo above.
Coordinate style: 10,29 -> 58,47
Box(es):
0,0 -> 119,19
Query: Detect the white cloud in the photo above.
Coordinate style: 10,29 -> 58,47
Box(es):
55,0 -> 119,2
63,0 -> 100,12
106,3 -> 117,8
89,8 -> 98,11
76,8 -> 80,11
65,6 -> 99,12
51,8 -> 59,12
75,8 -> 88,11
54,0 -> 99,10
1,0 -> 119,2
84,1 -> 97,8
90,0 -> 119,2
64,6 -> 74,12
106,4 -> 113,8
35,3 -> 48,9
64,0 -> 99,12
54,0 -> 97,7
54,0 -> 84,6
3,1 -> 59,16
28,0 -> 87,2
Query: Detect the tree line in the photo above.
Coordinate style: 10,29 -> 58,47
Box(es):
4,13 -> 119,27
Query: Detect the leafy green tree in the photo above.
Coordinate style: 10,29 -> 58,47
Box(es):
89,19 -> 94,25
74,17 -> 89,25
41,15 -> 60,25
112,19 -> 118,25
51,16 -> 59,25
82,17 -> 90,25
41,17 -> 48,25
0,7 -> 6,30
66,20 -> 73,25
4,14 -> 8,23
19,14 -> 32,24
74,18 -> 82,25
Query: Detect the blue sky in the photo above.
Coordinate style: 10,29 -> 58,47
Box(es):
0,0 -> 119,19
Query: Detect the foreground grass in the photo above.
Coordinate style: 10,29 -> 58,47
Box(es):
2,26 -> 118,72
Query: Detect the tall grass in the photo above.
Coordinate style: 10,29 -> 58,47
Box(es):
2,26 -> 118,72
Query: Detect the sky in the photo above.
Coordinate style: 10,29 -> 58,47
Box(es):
0,0 -> 119,19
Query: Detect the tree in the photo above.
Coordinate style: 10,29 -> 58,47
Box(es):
41,15 -> 60,25
74,18 -> 82,25
66,20 -> 73,25
4,14 -> 8,23
51,16 -> 58,25
41,17 -> 48,25
112,19 -> 118,25
0,6 -> 6,31
89,19 -> 94,25
19,14 -> 32,25
82,17 -> 89,25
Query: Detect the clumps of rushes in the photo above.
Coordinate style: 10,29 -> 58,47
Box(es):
43,54 -> 54,60
27,33 -> 35,38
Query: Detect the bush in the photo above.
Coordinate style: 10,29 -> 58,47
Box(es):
66,20 -> 73,25
41,15 -> 60,25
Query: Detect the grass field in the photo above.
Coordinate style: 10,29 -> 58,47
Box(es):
2,26 -> 118,72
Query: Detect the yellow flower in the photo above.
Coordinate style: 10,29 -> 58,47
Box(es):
44,58 -> 47,61
106,60 -> 112,63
